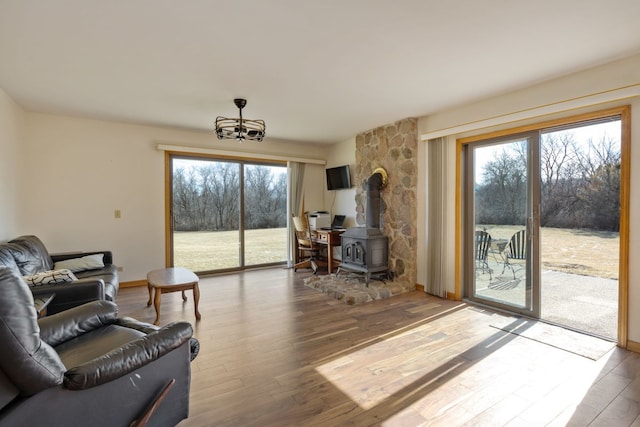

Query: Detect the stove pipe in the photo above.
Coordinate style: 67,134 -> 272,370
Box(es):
365,168 -> 387,229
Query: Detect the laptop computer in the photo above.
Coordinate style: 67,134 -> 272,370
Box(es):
321,215 -> 346,230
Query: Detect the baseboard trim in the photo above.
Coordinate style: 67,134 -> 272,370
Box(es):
627,339 -> 640,353
120,279 -> 147,288
416,283 -> 424,292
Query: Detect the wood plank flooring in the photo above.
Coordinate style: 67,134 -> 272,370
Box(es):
115,268 -> 640,426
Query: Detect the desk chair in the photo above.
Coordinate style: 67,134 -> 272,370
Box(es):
292,214 -> 326,274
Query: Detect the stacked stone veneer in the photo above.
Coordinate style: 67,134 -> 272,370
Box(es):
355,118 -> 418,289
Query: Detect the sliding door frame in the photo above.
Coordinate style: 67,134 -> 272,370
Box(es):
463,132 -> 541,316
164,150 -> 287,273
456,105 -> 630,347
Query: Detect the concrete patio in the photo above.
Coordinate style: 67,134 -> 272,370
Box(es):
475,258 -> 618,340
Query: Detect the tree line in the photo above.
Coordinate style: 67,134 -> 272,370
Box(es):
172,162 -> 287,232
475,132 -> 620,231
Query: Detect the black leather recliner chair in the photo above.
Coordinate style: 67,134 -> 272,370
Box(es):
0,267 -> 198,427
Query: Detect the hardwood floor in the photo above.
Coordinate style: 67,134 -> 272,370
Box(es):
115,268 -> 640,426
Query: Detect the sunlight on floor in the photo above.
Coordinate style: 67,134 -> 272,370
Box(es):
313,305 -> 462,410
315,331 -> 467,411
314,305 -> 615,424
313,305 -> 483,412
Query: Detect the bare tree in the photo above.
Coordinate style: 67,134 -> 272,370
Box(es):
476,148 -> 527,225
574,136 -> 621,230
539,133 -> 582,227
244,166 -> 287,229
173,167 -> 204,230
209,163 -> 240,230
476,131 -> 620,231
172,161 -> 287,232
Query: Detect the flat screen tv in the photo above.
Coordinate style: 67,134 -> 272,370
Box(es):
326,165 -> 351,190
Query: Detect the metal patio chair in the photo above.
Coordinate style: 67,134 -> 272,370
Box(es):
475,230 -> 493,279
502,229 -> 527,279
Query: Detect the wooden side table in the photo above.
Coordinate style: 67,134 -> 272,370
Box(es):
147,267 -> 201,326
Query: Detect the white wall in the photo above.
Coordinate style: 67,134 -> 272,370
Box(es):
421,54 -> 640,137
20,112 -> 327,282
323,137 -> 357,228
0,87 -> 25,240
417,54 -> 640,341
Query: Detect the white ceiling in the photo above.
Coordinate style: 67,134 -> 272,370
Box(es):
1,1 -> 639,144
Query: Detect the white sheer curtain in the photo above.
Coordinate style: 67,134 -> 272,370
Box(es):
426,137 -> 448,297
287,162 -> 306,267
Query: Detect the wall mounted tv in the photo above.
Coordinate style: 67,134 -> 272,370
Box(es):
326,165 -> 352,190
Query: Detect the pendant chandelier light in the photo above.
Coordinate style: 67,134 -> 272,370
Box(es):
215,98 -> 265,142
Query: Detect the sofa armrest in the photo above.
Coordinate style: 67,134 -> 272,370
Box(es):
50,250 -> 114,266
116,317 -> 200,361
38,300 -> 118,346
63,321 -> 193,390
31,278 -> 106,315
115,316 -> 160,333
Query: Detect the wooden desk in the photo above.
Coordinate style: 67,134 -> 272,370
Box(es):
314,229 -> 344,273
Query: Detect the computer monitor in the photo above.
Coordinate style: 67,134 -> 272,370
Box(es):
320,215 -> 346,230
331,215 -> 345,228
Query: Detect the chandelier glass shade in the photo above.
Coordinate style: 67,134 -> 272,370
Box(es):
215,98 -> 265,142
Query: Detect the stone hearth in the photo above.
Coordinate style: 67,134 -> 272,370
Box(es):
304,274 -> 414,305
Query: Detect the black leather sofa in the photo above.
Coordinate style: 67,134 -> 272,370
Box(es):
0,266 -> 198,426
0,235 -> 118,314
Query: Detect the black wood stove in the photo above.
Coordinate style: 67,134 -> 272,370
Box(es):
338,168 -> 389,285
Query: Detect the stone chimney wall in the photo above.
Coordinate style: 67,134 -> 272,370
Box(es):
355,118 -> 417,287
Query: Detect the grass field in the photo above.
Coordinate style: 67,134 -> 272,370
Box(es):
173,228 -> 287,271
173,226 -> 620,279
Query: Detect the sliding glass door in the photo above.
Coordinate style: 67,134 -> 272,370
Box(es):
538,119 -> 621,339
466,133 -> 539,315
169,155 -> 287,274
463,112 -> 624,340
243,163 -> 288,266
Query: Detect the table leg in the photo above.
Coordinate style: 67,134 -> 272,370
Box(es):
327,233 -> 334,273
146,282 -> 153,306
153,288 -> 162,326
193,283 -> 201,321
181,290 -> 187,302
